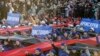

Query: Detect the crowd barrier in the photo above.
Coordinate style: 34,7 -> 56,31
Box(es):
0,38 -> 97,56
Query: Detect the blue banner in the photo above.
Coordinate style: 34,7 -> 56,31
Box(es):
32,25 -> 52,38
80,18 -> 100,33
7,13 -> 21,26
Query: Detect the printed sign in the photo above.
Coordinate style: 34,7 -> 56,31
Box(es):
7,13 -> 21,26
80,18 -> 100,33
32,25 -> 52,38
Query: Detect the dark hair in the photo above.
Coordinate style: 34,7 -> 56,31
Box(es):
82,50 -> 85,53
25,53 -> 33,56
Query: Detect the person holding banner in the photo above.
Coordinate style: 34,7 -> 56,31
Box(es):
81,47 -> 91,56
51,42 -> 69,56
33,48 -> 45,56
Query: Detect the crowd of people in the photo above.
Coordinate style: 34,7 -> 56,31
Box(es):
0,19 -> 97,56
0,0 -> 100,26
0,0 -> 100,28
0,38 -> 23,52
0,0 -> 100,56
0,0 -> 100,20
25,42 -> 100,56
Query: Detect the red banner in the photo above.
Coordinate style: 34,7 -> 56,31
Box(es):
0,38 -> 97,56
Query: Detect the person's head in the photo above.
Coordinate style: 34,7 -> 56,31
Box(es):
71,49 -> 77,53
75,34 -> 80,39
47,51 -> 55,56
40,20 -> 46,25
44,36 -> 49,40
47,34 -> 52,38
15,40 -> 20,46
57,36 -> 62,41
93,51 -> 98,56
4,41 -> 8,45
25,51 -> 33,56
7,26 -> 12,28
15,31 -> 21,35
1,1 -> 4,5
7,38 -> 11,42
35,48 -> 42,55
60,43 -> 65,49
64,32 -> 68,37
53,33 -> 57,37
83,32 -> 88,36
81,50 -> 86,54
72,29 -> 76,32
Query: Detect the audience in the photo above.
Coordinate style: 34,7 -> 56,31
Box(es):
0,0 -> 100,56
24,42 -> 99,56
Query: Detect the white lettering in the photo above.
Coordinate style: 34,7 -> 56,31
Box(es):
32,30 -> 51,35
80,22 -> 99,28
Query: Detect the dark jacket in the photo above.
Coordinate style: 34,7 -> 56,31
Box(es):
33,53 -> 45,56
51,44 -> 69,56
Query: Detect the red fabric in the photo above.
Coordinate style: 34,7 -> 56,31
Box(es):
0,19 -> 80,34
0,38 -> 97,56
74,20 -> 80,25
0,27 -> 32,35
78,38 -> 97,46
7,27 -> 32,32
52,24 -> 65,28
